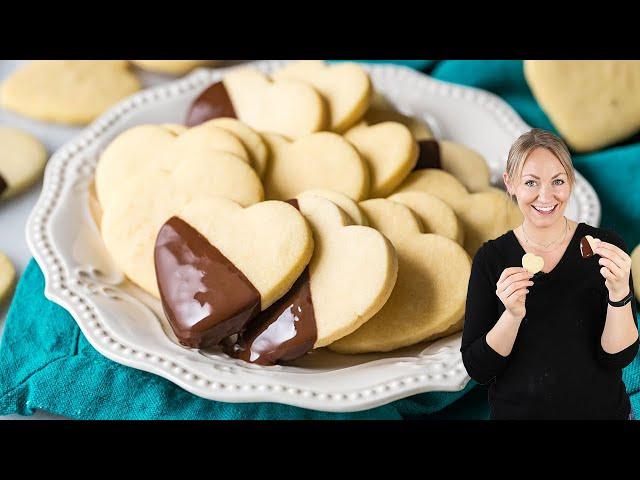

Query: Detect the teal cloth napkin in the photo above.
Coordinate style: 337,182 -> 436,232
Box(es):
1,60 -> 638,419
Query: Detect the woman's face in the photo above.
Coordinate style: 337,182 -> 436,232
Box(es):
505,147 -> 572,227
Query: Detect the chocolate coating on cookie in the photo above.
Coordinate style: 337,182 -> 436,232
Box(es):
414,140 -> 441,171
580,236 -> 595,258
0,174 -> 7,197
186,81 -> 237,127
155,216 -> 260,349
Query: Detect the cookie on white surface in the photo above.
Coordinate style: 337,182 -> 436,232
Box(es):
131,60 -> 219,75
0,251 -> 16,305
0,126 -> 47,200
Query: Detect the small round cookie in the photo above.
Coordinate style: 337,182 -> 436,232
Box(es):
0,61 -> 140,125
226,195 -> 398,364
262,132 -> 370,201
204,118 -> 268,177
272,60 -> 372,133
414,140 -> 491,193
631,244 -> 640,300
0,251 -> 16,305
95,121 -> 251,209
302,189 -> 368,226
387,191 -> 463,245
185,67 -> 327,138
394,169 -> 522,257
0,127 -> 47,200
522,253 -> 544,274
344,121 -> 418,198
362,91 -> 434,140
329,199 -> 471,354
131,60 -> 219,75
154,197 -> 314,348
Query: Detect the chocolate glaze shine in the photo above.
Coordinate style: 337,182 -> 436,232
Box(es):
185,81 -> 237,127
155,216 -> 260,349
580,236 -> 595,258
0,174 -> 7,197
414,139 -> 441,171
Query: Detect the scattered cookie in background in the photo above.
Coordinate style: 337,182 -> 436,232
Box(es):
0,60 -> 140,125
0,126 -> 47,201
631,244 -> 640,300
524,60 -> 640,152
0,251 -> 16,305
580,235 -> 598,258
130,60 -> 220,75
522,252 -> 544,274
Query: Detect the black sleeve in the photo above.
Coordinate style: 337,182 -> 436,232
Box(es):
595,231 -> 639,370
461,244 -> 510,384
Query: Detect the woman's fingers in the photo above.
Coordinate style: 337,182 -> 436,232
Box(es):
500,279 -> 534,297
599,257 -> 623,277
596,242 -> 630,270
497,271 -> 532,294
498,267 -> 530,284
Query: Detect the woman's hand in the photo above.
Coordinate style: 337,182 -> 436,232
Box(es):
593,238 -> 632,301
496,267 -> 534,321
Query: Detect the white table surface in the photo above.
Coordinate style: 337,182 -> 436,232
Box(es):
0,60 -> 236,420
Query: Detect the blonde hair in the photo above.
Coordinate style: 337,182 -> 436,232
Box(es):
505,128 -> 575,204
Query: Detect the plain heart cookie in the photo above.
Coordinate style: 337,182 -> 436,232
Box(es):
0,127 -> 47,200
272,60 -> 372,133
95,121 -> 252,209
344,121 -> 418,198
185,68 -> 327,138
302,188 -> 368,226
361,91 -> 434,140
524,60 -> 640,152
0,61 -> 140,125
154,197 -> 314,348
225,194 -> 398,364
394,169 -> 522,257
0,251 -> 15,305
262,132 -> 369,201
329,199 -> 471,354
522,252 -> 544,274
131,60 -> 219,75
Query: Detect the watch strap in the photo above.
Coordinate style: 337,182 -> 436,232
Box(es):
608,290 -> 634,307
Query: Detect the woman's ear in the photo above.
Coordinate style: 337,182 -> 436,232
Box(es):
503,172 -> 512,195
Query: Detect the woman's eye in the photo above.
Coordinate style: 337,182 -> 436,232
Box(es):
525,180 -> 536,187
553,179 -> 565,185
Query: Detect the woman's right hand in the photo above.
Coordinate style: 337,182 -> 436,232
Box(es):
496,267 -> 534,321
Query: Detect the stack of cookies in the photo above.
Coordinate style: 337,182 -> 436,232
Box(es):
95,60 -> 523,365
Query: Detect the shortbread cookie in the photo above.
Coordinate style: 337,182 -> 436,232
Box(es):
272,60 -> 371,132
344,121 -> 418,198
329,199 -> 471,354
414,140 -> 491,193
0,251 -> 16,305
631,244 -> 640,300
0,61 -> 140,124
226,195 -> 398,364
394,169 -> 522,257
387,191 -> 463,245
204,118 -> 268,177
0,127 -> 47,200
154,197 -> 313,348
131,60 -> 218,75
522,253 -> 544,274
262,132 -> 369,201
302,189 -> 368,226
101,154 -> 264,297
186,68 -> 327,138
361,92 -> 434,140
95,121 -> 251,209
580,235 -> 598,258
524,60 -> 640,152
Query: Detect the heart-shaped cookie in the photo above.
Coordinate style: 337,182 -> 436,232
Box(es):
154,197 -> 314,348
262,132 -> 370,201
344,121 -> 418,198
185,68 -> 327,138
580,235 -> 598,258
272,60 -> 372,133
0,61 -> 140,125
0,127 -> 47,201
0,251 -> 15,305
95,121 -> 252,209
101,151 -> 264,296
225,193 -> 398,364
522,252 -> 544,274
329,199 -> 471,353
131,60 -> 219,74
394,169 -> 523,257
302,188 -> 368,226
360,91 -> 434,140
524,60 -> 640,152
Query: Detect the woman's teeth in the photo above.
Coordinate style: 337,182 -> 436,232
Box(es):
532,204 -> 557,214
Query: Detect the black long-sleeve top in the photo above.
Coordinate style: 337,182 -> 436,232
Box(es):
461,222 -> 639,419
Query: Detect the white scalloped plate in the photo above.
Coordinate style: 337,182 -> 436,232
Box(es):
25,61 -> 601,412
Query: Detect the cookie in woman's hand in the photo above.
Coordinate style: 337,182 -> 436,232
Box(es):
0,61 -> 140,125
329,199 -> 471,354
0,127 -> 47,201
272,60 -> 372,133
185,68 -> 327,138
131,60 -> 219,75
226,193 -> 398,364
580,235 -> 598,258
262,132 -> 370,201
154,197 -> 314,348
522,252 -> 544,274
0,251 -> 15,305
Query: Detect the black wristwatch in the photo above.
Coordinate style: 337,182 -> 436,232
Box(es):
608,290 -> 634,307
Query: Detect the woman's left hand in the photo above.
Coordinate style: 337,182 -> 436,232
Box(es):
594,238 -> 632,301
